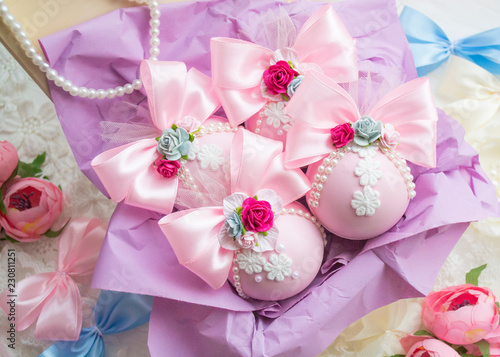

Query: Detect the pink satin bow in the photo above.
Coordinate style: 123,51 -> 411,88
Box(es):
92,61 -> 220,214
158,129 -> 310,289
211,4 -> 358,127
284,72 -> 438,169
0,218 -> 106,340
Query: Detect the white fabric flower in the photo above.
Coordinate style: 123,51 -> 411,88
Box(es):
264,253 -> 293,281
236,249 -> 266,275
351,186 -> 381,217
196,143 -> 226,171
187,139 -> 200,161
263,101 -> 291,129
354,157 -> 383,187
351,143 -> 379,158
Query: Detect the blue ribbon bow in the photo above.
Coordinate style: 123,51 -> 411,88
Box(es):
400,7 -> 500,76
39,291 -> 154,357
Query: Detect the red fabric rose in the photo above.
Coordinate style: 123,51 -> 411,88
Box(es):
155,159 -> 180,178
263,61 -> 299,95
241,197 -> 274,232
330,122 -> 354,148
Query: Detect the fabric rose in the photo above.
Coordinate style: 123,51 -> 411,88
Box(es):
155,159 -> 180,178
286,75 -> 304,98
157,127 -> 192,160
380,123 -> 401,150
0,141 -> 18,186
421,284 -> 499,345
330,122 -> 354,148
352,115 -> 383,146
225,212 -> 243,238
241,197 -> 274,232
176,116 -> 201,133
236,231 -> 258,249
263,60 -> 299,96
404,339 -> 460,357
0,177 -> 64,242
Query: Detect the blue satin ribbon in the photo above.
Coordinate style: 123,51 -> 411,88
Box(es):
39,291 -> 154,357
400,7 -> 500,76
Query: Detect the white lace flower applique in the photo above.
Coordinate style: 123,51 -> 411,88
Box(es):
236,250 -> 266,275
354,156 -> 383,187
263,254 -> 293,281
196,143 -> 226,171
351,143 -> 379,158
351,186 -> 381,217
263,101 -> 291,129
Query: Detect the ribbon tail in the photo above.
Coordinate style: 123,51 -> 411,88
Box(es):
456,28 -> 500,75
39,328 -> 104,357
294,4 -> 358,82
0,272 -> 58,333
284,122 -> 332,169
159,207 -> 233,289
36,276 -> 82,341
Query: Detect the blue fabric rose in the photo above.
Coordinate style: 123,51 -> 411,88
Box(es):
286,75 -> 304,98
157,127 -> 192,160
353,116 -> 383,146
225,212 -> 243,238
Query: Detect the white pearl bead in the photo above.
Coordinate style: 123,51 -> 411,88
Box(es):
132,79 -> 142,90
15,30 -> 27,41
324,167 -> 332,174
124,84 -> 134,94
32,54 -> 43,66
88,89 -> 97,99
115,86 -> 125,97
97,89 -> 106,99
292,271 -> 300,279
320,175 -> 327,182
409,191 -> 416,199
317,183 -> 323,191
255,275 -> 263,283
408,182 -> 416,189
318,165 -> 325,173
150,9 -> 161,19
149,19 -> 160,28
54,76 -> 65,87
20,38 -> 31,50
150,47 -> 160,57
276,243 -> 286,253
9,21 -> 21,33
69,86 -> 79,96
39,62 -> 50,72
150,27 -> 160,37
62,79 -> 73,91
150,36 -> 160,47
106,89 -> 117,98
78,87 -> 89,98
2,13 -> 14,25
46,69 -> 58,80
25,46 -> 37,58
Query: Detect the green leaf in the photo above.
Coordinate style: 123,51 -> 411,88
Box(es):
413,330 -> 434,337
31,152 -> 46,170
7,164 -> 18,181
16,161 -> 38,178
287,60 -> 294,68
495,301 -> 499,311
155,136 -> 160,142
235,207 -> 243,215
475,339 -> 490,357
466,264 -> 487,286
171,124 -> 178,130
58,184 -> 63,192
3,233 -> 18,243
43,219 -> 70,238
253,195 -> 258,200
280,93 -> 290,101
189,133 -> 195,142
0,190 -> 6,215
387,355 -> 405,357
262,231 -> 267,236
181,155 -> 189,160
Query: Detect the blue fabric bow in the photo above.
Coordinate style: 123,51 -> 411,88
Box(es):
39,291 -> 154,357
400,6 -> 500,76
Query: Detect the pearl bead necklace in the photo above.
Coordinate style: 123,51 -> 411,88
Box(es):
0,0 -> 160,99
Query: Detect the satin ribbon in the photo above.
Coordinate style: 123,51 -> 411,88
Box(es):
211,4 -> 358,127
436,56 -> 500,139
91,61 -> 220,215
39,291 -> 153,357
284,72 -> 438,169
0,219 -> 106,340
158,128 -> 310,289
400,7 -> 500,77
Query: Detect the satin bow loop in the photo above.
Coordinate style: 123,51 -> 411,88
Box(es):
211,4 -> 357,127
400,7 -> 500,76
0,219 -> 106,341
92,60 -> 220,215
285,72 -> 438,169
159,128 -> 310,289
39,291 -> 154,357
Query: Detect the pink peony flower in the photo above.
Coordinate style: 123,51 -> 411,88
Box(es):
405,339 -> 460,357
380,123 -> 400,150
236,231 -> 258,249
422,284 -> 499,345
0,141 -> 18,186
241,197 -> 274,232
330,123 -> 354,148
263,61 -> 299,96
0,177 -> 64,242
155,159 -> 180,178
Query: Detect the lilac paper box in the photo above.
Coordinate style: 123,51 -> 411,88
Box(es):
39,0 -> 498,356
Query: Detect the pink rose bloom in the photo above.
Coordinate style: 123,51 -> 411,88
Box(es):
422,284 -> 499,345
330,123 -> 354,148
241,197 -> 274,232
464,325 -> 500,356
0,177 -> 64,242
236,231 -> 258,249
177,116 -> 201,133
155,159 -> 180,178
405,339 -> 460,357
380,123 -> 400,150
263,61 -> 299,95
0,141 -> 18,186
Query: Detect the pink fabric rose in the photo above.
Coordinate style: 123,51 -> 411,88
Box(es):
422,284 -> 499,345
177,116 -> 201,132
155,159 -> 180,178
405,339 -> 460,357
330,122 -> 354,148
0,177 -> 64,242
0,141 -> 18,186
236,231 -> 258,249
380,123 -> 401,150
263,60 -> 299,95
241,197 -> 274,232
